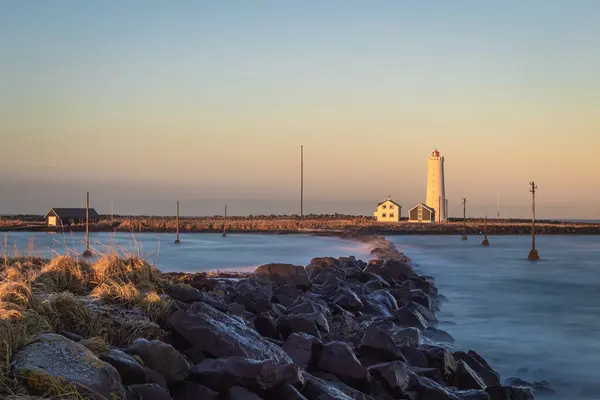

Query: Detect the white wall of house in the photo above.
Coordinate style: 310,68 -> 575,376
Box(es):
374,199 -> 401,222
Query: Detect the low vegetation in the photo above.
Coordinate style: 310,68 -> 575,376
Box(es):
0,251 -> 173,397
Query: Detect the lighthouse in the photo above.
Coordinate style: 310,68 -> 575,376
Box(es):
426,149 -> 447,223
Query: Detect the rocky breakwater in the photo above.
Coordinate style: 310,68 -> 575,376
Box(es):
7,238 -> 536,399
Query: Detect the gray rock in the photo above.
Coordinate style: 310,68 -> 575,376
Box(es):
455,389 -> 490,400
456,360 -> 486,390
392,306 -> 428,330
485,385 -> 534,400
364,259 -> 413,283
424,327 -> 455,344
454,351 -> 500,387
10,333 -> 126,400
252,263 -> 311,290
231,280 -> 273,314
277,314 -> 322,340
331,286 -> 364,312
359,321 -> 405,362
127,383 -> 173,400
169,283 -> 201,303
101,348 -> 147,385
282,333 -> 322,369
190,357 -> 304,394
227,386 -> 263,399
367,290 -> 399,312
409,373 -> 460,400
280,383 -> 309,399
419,344 -> 459,384
168,302 -> 292,362
316,341 -> 370,383
126,338 -> 190,385
169,381 -> 219,400
254,312 -> 281,340
368,361 -> 411,397
302,373 -> 356,400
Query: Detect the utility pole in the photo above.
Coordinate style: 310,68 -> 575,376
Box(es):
300,145 -> 304,218
461,198 -> 468,241
528,182 -> 540,261
174,200 -> 180,244
111,200 -> 114,222
481,216 -> 490,246
82,191 -> 92,257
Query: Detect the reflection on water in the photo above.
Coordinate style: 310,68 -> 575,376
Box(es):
389,234 -> 600,400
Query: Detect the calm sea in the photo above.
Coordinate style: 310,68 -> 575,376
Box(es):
3,231 -> 599,398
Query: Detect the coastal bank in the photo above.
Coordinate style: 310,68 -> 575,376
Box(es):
0,235 -> 543,399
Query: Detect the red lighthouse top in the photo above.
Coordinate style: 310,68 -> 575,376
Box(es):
432,149 -> 440,157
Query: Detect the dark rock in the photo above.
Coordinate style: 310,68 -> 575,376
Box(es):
169,381 -> 219,400
288,300 -> 332,319
182,346 -> 206,364
190,357 -> 304,394
60,331 -> 83,342
227,386 -> 263,399
126,338 -> 190,385
401,347 -> 429,368
307,257 -> 340,275
409,373 -> 460,400
367,290 -> 399,312
409,366 -> 444,384
359,321 -> 405,362
411,277 -> 438,296
454,351 -> 500,387
280,383 -> 309,399
455,390 -> 490,400
282,333 -> 322,369
424,327 -> 455,343
456,360 -> 486,390
504,378 -> 556,396
468,350 -> 493,371
408,301 -> 439,325
197,291 -> 229,312
344,281 -> 371,296
101,348 -> 148,385
394,327 -> 422,347
145,368 -> 169,390
10,333 -> 126,400
302,373 -> 357,400
365,259 -> 413,283
312,268 -> 346,286
277,314 -> 322,340
231,280 -> 273,314
273,285 -> 302,307
127,383 -> 173,400
329,310 -> 360,338
360,296 -> 393,317
228,302 -> 246,316
171,300 -> 190,313
410,289 -> 433,311
331,286 -> 364,312
419,345 -> 458,384
169,283 -> 201,303
252,263 -> 311,290
485,385 -> 534,400
168,302 -> 292,363
368,361 -> 411,397
254,312 -> 281,340
316,341 -> 370,384
392,306 -> 428,330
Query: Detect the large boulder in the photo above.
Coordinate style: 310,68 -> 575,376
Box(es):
330,286 -> 364,312
409,373 -> 460,400
101,348 -> 148,385
456,360 -> 486,390
168,302 -> 292,363
364,259 -> 413,283
10,333 -> 126,400
190,357 -> 304,394
307,257 -> 340,276
277,315 -> 322,340
358,322 -> 405,362
329,310 -> 360,339
127,383 -> 173,400
302,373 -> 357,400
226,386 -> 263,399
392,306 -> 428,330
252,263 -> 311,290
316,341 -> 370,384
368,361 -> 411,397
288,300 -> 332,319
169,381 -> 219,400
419,344 -> 459,385
169,283 -> 201,303
230,280 -> 273,314
454,351 -> 500,387
282,333 -> 322,369
280,383 -> 309,399
254,312 -> 282,340
367,290 -> 398,312
126,338 -> 190,385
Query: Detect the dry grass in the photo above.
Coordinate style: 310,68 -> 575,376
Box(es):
35,293 -> 89,335
137,291 -> 172,326
80,336 -> 109,357
33,256 -> 91,295
0,282 -> 33,310
90,280 -> 140,305
92,255 -> 161,289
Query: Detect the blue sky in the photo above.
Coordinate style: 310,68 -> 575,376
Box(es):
1,1 -> 599,217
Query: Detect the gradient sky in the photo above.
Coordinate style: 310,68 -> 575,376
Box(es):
1,1 -> 599,218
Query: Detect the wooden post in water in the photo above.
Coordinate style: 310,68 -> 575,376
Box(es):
461,197 -> 468,240
82,191 -> 92,257
300,145 -> 304,218
222,204 -> 228,237
481,216 -> 490,246
528,182 -> 540,261
174,200 -> 180,244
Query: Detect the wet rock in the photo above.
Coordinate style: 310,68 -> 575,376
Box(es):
401,347 -> 429,368
127,383 -> 173,400
504,378 -> 556,396
364,259 -> 413,283
419,345 -> 459,384
456,360 -> 486,390
409,373 -> 460,400
344,281 -> 371,296
190,357 -> 304,394
329,310 -> 360,338
408,301 -> 439,325
367,290 -> 399,312
302,373 -> 357,400
454,352 -> 500,387
288,299 -> 332,319
280,383 -> 309,399
312,268 -> 346,286
182,346 -> 206,364
409,366 -> 444,384
252,263 -> 311,290
169,283 -> 201,303
361,296 -> 393,317
197,291 -> 230,312
316,341 -> 370,384
169,381 -> 219,400
455,389 -> 490,400
145,367 -> 169,390
394,327 -> 422,347
229,302 -> 246,316
126,338 -> 190,385
273,285 -> 302,307
282,333 -> 322,369
277,314 -> 322,340
367,361 -> 411,397
101,348 -> 147,385
10,333 -> 126,400
411,277 -> 438,296
358,321 -> 405,362
227,386 -> 263,399
424,327 -> 455,343
331,286 -> 364,312
231,280 -> 273,314
485,385 -> 534,400
254,312 -> 281,340
392,306 -> 428,330
168,302 -> 292,363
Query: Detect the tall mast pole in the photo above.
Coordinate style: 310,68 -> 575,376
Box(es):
528,182 -> 540,260
174,200 -> 180,244
82,191 -> 92,257
301,145 -> 304,218
461,198 -> 468,241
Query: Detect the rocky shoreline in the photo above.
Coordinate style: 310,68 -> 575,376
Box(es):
1,236 -> 542,399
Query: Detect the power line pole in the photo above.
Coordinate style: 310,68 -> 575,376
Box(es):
300,145 -> 304,218
528,182 -> 540,261
82,191 -> 92,257
174,200 -> 180,244
461,198 -> 468,241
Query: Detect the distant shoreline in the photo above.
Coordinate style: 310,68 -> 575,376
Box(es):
2,215 -> 600,235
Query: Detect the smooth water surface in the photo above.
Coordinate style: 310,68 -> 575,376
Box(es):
389,235 -> 600,399
1,231 -> 372,272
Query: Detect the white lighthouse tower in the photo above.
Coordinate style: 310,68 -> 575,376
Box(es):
425,149 -> 446,223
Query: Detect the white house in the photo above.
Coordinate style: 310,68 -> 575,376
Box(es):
374,196 -> 401,222
408,203 -> 435,223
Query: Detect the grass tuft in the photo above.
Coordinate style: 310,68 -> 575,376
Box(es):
80,336 -> 109,358
90,280 -> 139,305
34,256 -> 91,295
137,291 -> 172,326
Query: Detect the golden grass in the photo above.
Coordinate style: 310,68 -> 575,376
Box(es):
92,255 -> 161,289
90,280 -> 139,305
34,256 -> 91,295
35,293 -> 89,335
0,282 -> 33,309
137,291 -> 172,326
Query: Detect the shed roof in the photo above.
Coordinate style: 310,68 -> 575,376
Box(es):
44,208 -> 100,219
408,203 -> 435,213
377,198 -> 401,208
